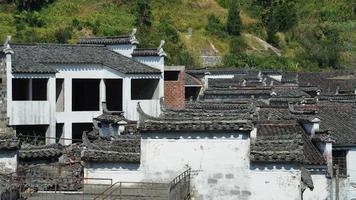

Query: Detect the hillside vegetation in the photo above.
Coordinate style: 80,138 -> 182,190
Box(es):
0,0 -> 355,71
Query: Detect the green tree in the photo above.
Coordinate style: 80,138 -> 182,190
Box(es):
296,23 -> 343,69
135,0 -> 152,27
261,0 -> 298,44
206,14 -> 225,37
226,1 -> 242,36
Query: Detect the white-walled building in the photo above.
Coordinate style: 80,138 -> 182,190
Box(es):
1,34 -> 166,145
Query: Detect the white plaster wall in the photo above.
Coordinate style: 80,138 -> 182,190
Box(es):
205,75 -> 234,79
126,100 -> 160,120
268,75 -> 282,82
84,132 -> 331,200
303,174 -> 330,200
107,44 -> 136,58
0,151 -> 17,174
140,132 -> 255,200
84,163 -> 144,184
133,56 -> 164,71
249,170 -> 301,200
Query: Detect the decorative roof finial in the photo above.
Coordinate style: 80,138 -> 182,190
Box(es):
158,40 -> 165,50
3,35 -> 13,54
157,40 -> 167,57
131,28 -> 137,36
130,28 -> 139,45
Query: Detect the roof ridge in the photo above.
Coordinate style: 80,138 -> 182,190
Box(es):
80,35 -> 130,39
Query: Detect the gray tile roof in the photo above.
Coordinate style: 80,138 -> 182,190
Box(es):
185,73 -> 202,86
250,122 -> 326,165
139,102 -> 253,132
11,44 -> 161,74
79,35 -> 134,45
132,48 -> 160,57
0,134 -> 19,150
19,143 -> 64,159
82,131 -> 141,163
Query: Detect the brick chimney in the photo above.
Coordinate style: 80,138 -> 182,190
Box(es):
164,66 -> 185,109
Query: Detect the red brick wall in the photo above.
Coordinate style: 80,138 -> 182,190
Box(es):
164,70 -> 185,109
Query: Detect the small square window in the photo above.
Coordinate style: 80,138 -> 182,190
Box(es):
164,71 -> 180,81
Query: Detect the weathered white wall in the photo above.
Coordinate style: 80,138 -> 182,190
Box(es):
303,174 -> 330,200
344,148 -> 356,200
205,74 -> 234,79
107,44 -> 136,58
84,163 -> 144,184
84,132 -> 330,200
0,151 -> 17,174
268,75 -> 282,82
126,100 -> 161,120
249,168 -> 301,200
133,56 -> 164,71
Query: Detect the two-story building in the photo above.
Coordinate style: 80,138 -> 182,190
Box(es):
1,32 -> 166,145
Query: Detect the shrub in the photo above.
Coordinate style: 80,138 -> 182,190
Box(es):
206,14 -> 225,37
54,27 -> 73,43
14,11 -> 46,27
15,0 -> 55,11
134,0 -> 152,27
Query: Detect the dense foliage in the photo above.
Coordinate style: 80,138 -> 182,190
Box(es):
226,1 -> 242,36
0,0 -> 354,70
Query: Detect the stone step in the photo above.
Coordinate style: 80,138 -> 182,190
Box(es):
26,183 -> 170,200
27,193 -> 169,200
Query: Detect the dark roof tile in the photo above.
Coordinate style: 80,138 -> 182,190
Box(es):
11,44 -> 160,74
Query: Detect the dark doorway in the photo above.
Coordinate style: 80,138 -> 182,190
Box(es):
12,79 -> 48,101
185,87 -> 201,101
32,79 -> 47,100
131,79 -> 159,100
12,79 -> 29,100
72,79 -> 100,111
15,125 -> 48,145
56,79 -> 64,112
72,123 -> 93,143
105,79 -> 123,111
56,123 -> 64,144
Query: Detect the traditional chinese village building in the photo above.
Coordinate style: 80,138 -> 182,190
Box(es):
1,33 -> 356,199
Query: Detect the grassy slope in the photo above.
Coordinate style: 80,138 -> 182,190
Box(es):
0,0 -> 354,70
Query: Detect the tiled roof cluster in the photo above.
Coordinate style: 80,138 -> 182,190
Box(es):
170,69 -> 356,165
81,132 -> 140,163
250,122 -> 326,165
10,44 -> 160,74
19,143 -> 64,159
138,102 -> 253,133
0,134 -> 19,150
257,101 -> 356,145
